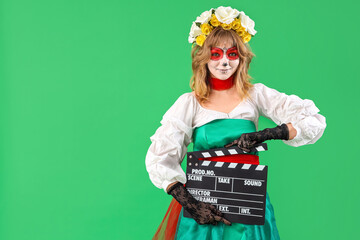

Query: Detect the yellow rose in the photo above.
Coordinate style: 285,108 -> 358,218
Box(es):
236,26 -> 246,36
196,34 -> 206,46
230,18 -> 241,30
210,14 -> 220,27
201,23 -> 213,35
221,23 -> 232,30
243,32 -> 252,43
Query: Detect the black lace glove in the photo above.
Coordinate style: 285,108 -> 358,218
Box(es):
167,182 -> 231,226
224,123 -> 290,152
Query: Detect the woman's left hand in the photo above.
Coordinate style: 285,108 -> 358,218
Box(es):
224,123 -> 290,152
224,132 -> 262,152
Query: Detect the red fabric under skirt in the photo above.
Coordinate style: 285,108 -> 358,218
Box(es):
152,154 -> 259,240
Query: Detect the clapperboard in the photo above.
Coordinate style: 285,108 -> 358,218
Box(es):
184,143 -> 268,225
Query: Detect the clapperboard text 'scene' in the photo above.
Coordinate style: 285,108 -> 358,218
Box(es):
185,144 -> 268,225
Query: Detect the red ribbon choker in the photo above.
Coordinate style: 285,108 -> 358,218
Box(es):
209,75 -> 234,90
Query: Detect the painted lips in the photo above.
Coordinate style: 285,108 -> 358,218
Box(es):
217,68 -> 232,72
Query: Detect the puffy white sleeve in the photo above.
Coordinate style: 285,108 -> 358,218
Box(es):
251,83 -> 327,147
145,92 -> 195,192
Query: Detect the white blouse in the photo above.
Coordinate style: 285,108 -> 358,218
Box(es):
145,83 -> 327,192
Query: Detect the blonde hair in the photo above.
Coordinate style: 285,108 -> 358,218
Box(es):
190,27 -> 255,104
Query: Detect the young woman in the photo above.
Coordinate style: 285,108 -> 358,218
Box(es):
146,7 -> 326,239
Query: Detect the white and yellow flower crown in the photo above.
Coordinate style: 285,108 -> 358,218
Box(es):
188,6 -> 257,47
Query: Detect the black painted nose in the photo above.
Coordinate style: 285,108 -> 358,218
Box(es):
222,63 -> 228,67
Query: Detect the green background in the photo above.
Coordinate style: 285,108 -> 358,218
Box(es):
1,0 -> 359,239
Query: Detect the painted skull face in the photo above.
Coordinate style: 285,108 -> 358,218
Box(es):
207,43 -> 240,80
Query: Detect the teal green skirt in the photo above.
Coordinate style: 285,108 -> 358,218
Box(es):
175,119 -> 280,239
175,193 -> 280,240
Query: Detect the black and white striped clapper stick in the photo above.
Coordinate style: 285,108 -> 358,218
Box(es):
184,143 -> 268,225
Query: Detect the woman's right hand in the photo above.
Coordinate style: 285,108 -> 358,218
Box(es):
167,182 -> 232,226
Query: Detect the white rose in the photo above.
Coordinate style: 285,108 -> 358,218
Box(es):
189,22 -> 202,38
195,9 -> 213,24
215,6 -> 239,24
239,11 -> 257,35
188,35 -> 195,43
